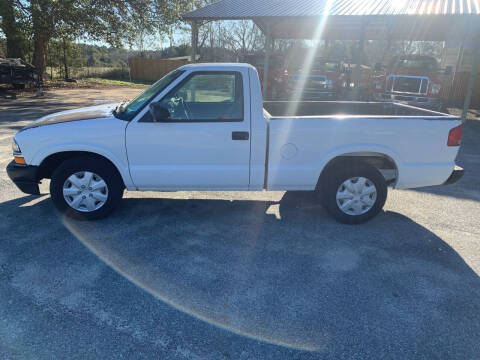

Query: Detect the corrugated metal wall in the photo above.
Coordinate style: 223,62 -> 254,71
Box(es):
442,72 -> 480,106
184,0 -> 480,19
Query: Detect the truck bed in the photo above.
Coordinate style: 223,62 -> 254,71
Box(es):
262,101 -> 461,191
263,101 -> 448,118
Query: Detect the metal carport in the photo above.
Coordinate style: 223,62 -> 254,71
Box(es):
183,0 -> 480,120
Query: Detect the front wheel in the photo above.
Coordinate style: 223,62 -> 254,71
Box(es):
320,162 -> 388,224
50,157 -> 124,220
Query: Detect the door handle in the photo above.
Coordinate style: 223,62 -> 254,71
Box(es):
232,131 -> 249,140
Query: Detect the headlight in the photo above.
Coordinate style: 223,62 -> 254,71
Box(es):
12,139 -> 21,154
350,82 -> 355,88
12,139 -> 26,165
431,83 -> 441,95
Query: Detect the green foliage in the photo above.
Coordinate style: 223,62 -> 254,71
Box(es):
0,0 -> 31,58
1,0 -> 200,77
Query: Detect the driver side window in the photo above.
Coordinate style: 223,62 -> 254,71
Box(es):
150,71 -> 244,122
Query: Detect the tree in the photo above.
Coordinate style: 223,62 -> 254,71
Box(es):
4,0 -> 200,79
0,0 -> 28,58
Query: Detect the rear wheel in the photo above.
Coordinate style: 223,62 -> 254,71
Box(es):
320,162 -> 387,224
50,157 -> 124,220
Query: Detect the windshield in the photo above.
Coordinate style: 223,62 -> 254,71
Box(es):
389,57 -> 438,72
297,59 -> 339,72
114,69 -> 184,120
242,55 -> 283,70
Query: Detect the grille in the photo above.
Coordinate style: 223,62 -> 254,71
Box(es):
387,76 -> 429,95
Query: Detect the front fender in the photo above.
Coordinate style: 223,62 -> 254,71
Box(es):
30,143 -> 134,189
15,117 -> 134,189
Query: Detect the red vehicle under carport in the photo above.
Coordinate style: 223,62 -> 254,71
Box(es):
371,55 -> 445,111
286,58 -> 347,100
240,53 -> 287,100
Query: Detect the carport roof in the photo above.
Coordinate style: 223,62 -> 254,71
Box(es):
184,0 -> 480,18
183,0 -> 480,41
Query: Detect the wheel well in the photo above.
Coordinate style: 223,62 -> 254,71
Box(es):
37,151 -> 125,187
316,153 -> 398,189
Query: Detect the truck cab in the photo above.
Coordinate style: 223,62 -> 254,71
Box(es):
371,55 -> 444,111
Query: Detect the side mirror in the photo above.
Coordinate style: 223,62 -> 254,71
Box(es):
444,66 -> 453,75
374,63 -> 382,71
149,102 -> 171,122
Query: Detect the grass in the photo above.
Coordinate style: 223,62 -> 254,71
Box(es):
84,78 -> 151,87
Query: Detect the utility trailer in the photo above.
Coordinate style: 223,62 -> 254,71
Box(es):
0,58 -> 40,90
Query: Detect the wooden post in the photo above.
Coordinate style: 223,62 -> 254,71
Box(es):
191,20 -> 198,63
461,37 -> 480,123
263,23 -> 272,100
449,37 -> 465,105
353,19 -> 366,98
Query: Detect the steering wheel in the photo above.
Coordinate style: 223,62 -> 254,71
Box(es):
177,97 -> 191,120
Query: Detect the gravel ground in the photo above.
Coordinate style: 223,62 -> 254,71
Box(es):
1,88 -> 480,359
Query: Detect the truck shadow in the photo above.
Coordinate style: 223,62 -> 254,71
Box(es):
2,193 -> 480,355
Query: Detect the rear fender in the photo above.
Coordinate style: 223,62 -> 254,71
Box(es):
315,144 -> 402,187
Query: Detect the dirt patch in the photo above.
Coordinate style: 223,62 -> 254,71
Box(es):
0,86 -> 147,132
1,80 -> 148,99
1,86 -> 146,108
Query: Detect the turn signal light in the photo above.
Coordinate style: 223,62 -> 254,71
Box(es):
447,125 -> 462,146
14,156 -> 26,165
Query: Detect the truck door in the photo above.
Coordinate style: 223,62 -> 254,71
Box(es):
125,70 -> 251,190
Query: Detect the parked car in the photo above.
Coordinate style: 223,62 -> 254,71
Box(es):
286,58 -> 347,100
371,55 -> 444,111
7,63 -> 463,224
0,58 -> 39,89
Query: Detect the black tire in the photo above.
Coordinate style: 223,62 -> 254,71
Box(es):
50,157 -> 124,220
320,162 -> 388,224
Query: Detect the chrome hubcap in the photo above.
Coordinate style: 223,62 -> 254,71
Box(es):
336,177 -> 377,216
63,171 -> 108,212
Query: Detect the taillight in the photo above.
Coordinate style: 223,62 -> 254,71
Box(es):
447,125 -> 462,146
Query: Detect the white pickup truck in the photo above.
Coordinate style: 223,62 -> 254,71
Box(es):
7,63 -> 464,223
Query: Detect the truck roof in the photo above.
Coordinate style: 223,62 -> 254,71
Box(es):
179,63 -> 256,71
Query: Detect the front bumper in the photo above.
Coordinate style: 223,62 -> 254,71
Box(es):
443,166 -> 464,185
373,92 -> 442,110
6,161 -> 40,195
